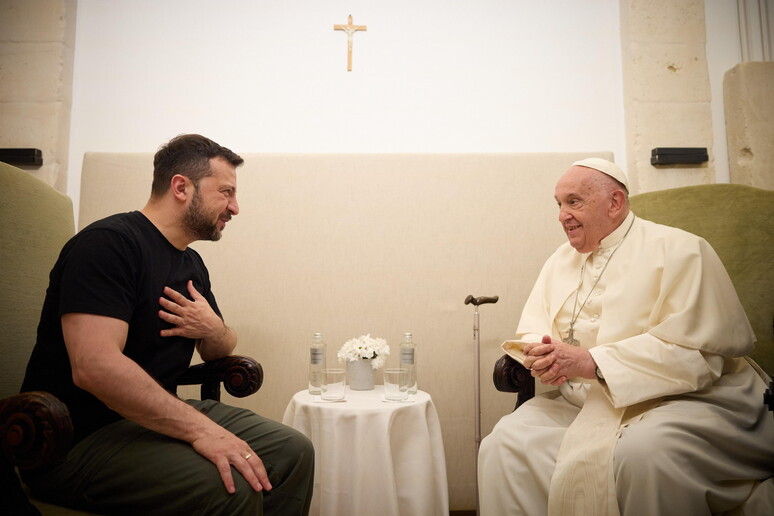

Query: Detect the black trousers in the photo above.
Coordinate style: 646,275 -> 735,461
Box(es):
24,399 -> 314,515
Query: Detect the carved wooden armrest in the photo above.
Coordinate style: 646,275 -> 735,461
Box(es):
177,355 -> 264,401
0,391 -> 73,470
493,354 -> 535,409
765,380 -> 774,413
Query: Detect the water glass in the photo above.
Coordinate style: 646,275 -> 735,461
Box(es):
321,368 -> 347,401
383,367 -> 408,401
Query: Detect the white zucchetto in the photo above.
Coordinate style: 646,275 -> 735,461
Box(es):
572,158 -> 629,192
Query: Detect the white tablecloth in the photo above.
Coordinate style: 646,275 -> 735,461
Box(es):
282,386 -> 449,516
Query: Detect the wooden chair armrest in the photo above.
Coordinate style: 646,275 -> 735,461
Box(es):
0,358 -> 263,472
0,391 -> 73,471
765,380 -> 774,412
177,355 -> 264,401
493,354 -> 535,409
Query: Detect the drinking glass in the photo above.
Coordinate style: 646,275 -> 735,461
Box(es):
383,367 -> 408,401
321,368 -> 347,401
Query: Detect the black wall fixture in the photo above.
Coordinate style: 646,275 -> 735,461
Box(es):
651,147 -> 708,166
0,148 -> 43,167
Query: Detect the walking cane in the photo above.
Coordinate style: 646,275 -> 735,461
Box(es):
464,294 -> 498,514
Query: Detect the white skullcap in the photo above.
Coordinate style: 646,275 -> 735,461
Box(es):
572,158 -> 629,192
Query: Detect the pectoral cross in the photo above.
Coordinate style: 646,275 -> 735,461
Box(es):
563,330 -> 580,347
334,15 -> 367,71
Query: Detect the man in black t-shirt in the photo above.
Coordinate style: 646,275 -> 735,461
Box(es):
21,134 -> 314,515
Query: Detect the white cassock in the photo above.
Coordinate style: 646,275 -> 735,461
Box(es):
478,211 -> 774,516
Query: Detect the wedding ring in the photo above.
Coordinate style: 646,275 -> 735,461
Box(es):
244,453 -> 252,460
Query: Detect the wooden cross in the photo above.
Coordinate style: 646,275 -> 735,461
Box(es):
333,15 -> 367,71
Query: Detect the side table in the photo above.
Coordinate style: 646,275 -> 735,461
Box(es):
282,386 -> 449,516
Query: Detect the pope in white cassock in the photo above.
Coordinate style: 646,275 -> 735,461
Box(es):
478,158 -> 774,516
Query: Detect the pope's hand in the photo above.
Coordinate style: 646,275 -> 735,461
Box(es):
523,335 -> 596,385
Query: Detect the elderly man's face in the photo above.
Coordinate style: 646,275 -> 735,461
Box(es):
554,166 -> 618,253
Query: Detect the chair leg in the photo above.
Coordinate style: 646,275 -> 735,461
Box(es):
201,381 -> 221,402
1,458 -> 42,516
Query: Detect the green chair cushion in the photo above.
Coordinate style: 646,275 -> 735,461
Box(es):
630,184 -> 774,375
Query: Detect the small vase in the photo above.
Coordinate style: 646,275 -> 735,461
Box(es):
347,358 -> 375,390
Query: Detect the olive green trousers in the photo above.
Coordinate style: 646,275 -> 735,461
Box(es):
23,399 -> 314,515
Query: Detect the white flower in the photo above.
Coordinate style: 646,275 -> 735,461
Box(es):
337,334 -> 390,370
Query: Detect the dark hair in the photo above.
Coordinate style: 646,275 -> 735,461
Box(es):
151,134 -> 244,197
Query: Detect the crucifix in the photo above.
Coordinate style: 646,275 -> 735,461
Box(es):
333,15 -> 367,71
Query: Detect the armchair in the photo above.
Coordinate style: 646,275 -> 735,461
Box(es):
493,184 -> 774,409
0,161 -> 264,515
2,354 -> 263,471
1,359 -> 263,516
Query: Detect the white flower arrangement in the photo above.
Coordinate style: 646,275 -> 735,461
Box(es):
337,334 -> 390,370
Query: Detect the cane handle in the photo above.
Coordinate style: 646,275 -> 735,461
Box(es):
464,295 -> 499,306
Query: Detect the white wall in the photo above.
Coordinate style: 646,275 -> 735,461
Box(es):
67,0 -> 627,215
705,0 -> 743,184
704,0 -> 774,184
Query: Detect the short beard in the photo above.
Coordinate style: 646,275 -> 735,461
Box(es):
183,187 -> 224,242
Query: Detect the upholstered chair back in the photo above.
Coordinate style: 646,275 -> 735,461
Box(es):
630,184 -> 774,375
0,162 -> 75,399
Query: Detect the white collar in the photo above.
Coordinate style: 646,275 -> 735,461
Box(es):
596,211 -> 635,253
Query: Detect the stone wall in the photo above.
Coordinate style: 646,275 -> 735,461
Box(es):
724,62 -> 774,190
620,0 -> 715,195
0,0 -> 762,196
0,0 -> 76,192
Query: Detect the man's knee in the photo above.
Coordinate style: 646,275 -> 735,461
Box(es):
198,467 -> 264,515
266,426 -> 314,489
480,426 -> 498,452
285,427 -> 314,461
480,418 -> 512,459
615,420 -> 684,482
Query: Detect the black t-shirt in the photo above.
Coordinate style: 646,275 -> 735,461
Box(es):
21,211 -> 221,443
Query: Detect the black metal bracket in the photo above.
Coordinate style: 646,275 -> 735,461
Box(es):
651,147 -> 708,166
0,148 -> 43,167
